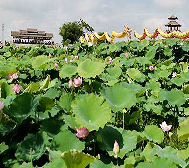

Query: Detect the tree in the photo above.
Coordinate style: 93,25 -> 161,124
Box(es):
59,20 -> 94,44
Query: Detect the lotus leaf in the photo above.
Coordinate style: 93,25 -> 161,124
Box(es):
77,59 -> 105,78
61,150 -> 95,168
103,83 -> 137,111
143,125 -> 164,144
59,64 -> 77,79
71,94 -> 111,131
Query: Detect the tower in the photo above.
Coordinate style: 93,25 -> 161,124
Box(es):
165,15 -> 181,33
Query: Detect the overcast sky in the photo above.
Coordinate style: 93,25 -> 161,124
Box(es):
0,0 -> 189,44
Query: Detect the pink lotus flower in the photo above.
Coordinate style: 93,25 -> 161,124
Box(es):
73,77 -> 82,87
54,63 -> 58,69
68,79 -> 74,88
7,73 -> 18,82
149,65 -> 154,71
124,53 -> 129,58
75,55 -> 79,59
76,127 -> 89,140
160,121 -> 172,132
13,84 -> 20,94
70,59 -> 74,62
0,101 -> 4,111
113,140 -> 120,158
65,57 -> 69,63
172,72 -> 177,78
109,57 -> 113,63
12,73 -> 18,79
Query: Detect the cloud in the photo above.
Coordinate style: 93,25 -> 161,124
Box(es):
153,0 -> 186,8
143,17 -> 167,30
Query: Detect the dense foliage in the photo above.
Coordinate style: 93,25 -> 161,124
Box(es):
59,20 -> 94,44
0,39 -> 189,168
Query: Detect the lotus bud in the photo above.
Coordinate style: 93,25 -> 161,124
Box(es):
73,77 -> 82,87
76,127 -> 89,140
70,59 -> 74,62
54,63 -> 59,69
65,57 -> 69,63
13,84 -> 20,94
75,55 -> 79,59
0,101 -> 4,111
172,72 -> 177,78
109,57 -> 113,63
149,65 -> 154,71
124,53 -> 129,58
113,140 -> 120,158
160,121 -> 172,132
68,79 -> 74,88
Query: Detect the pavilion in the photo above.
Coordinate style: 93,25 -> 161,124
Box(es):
165,15 -> 181,33
11,28 -> 54,45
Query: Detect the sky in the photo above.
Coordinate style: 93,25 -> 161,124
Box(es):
0,0 -> 189,44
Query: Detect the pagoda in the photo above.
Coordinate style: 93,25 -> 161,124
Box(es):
165,15 -> 181,33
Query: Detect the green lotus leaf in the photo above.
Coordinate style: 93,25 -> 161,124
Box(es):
140,143 -> 156,162
156,69 -> 170,79
15,131 -> 49,161
178,146 -> 189,160
124,156 -> 136,167
90,160 -> 114,168
8,93 -> 34,123
103,83 -> 137,111
159,89 -> 185,106
63,115 -> 80,129
58,93 -> 73,112
39,75 -> 50,91
153,146 -> 186,167
182,43 -> 189,52
31,55 -> 49,69
0,111 -> 16,136
101,66 -> 122,83
24,82 -> 40,93
12,162 -> 33,168
181,62 -> 188,72
0,142 -> 9,154
119,130 -> 138,158
97,126 -> 123,151
145,47 -> 157,59
143,125 -> 164,144
183,84 -> 189,94
170,77 -> 184,86
37,97 -> 54,112
106,66 -> 122,78
136,157 -> 177,168
53,130 -> 85,152
136,57 -> 151,66
127,68 -> 145,82
0,81 -> 14,98
42,157 -> 66,168
77,59 -> 105,78
40,117 -> 63,136
61,150 -> 95,168
108,44 -> 121,53
164,47 -> 172,57
71,94 -> 111,131
177,117 -> 189,140
59,64 -> 77,79
44,88 -> 59,99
